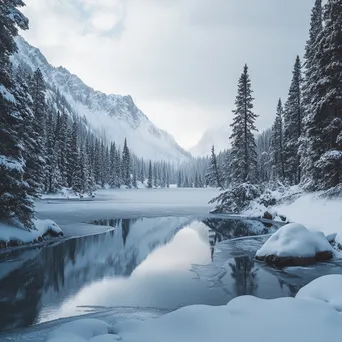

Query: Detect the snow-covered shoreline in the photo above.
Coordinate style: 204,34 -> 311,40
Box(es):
241,190 -> 342,244
37,275 -> 342,342
0,219 -> 63,250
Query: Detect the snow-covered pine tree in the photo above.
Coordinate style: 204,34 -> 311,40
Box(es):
93,138 -> 102,185
66,121 -> 78,188
114,149 -> 122,187
122,138 -> 131,188
45,108 -> 59,192
301,0 -> 342,190
132,167 -> 137,189
109,142 -> 116,187
152,164 -> 158,188
147,160 -> 153,188
270,99 -> 285,181
31,68 -> 46,141
256,129 -> 271,183
0,0 -> 35,228
300,0 -> 323,188
205,145 -> 224,189
55,112 -> 69,186
104,146 -> 111,186
183,175 -> 190,188
229,64 -> 258,185
14,67 -> 41,198
138,158 -> 145,184
283,56 -> 303,185
177,171 -> 182,188
166,169 -> 170,188
72,152 -> 83,195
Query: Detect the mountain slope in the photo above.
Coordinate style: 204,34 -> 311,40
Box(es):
12,37 -> 190,162
190,124 -> 231,157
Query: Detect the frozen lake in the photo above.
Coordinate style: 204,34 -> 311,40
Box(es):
1,189 -> 342,339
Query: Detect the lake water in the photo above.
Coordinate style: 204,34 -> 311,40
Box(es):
0,216 -> 341,332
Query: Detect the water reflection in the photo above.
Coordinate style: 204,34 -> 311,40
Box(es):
0,217 -> 339,333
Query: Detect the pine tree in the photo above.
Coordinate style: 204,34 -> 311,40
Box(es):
139,159 -> 145,184
177,171 -> 182,188
270,99 -> 285,181
114,149 -> 122,187
152,164 -> 157,188
132,167 -> 137,188
0,0 -> 35,228
183,175 -> 190,188
66,121 -> 78,188
205,145 -> 224,189
55,112 -> 69,186
301,0 -> 342,189
147,160 -> 153,188
229,64 -> 258,185
72,152 -> 83,195
14,67 -> 41,197
93,138 -> 102,185
104,146 -> 111,186
121,138 -> 131,188
283,56 -> 303,185
109,142 -> 116,187
300,1 -> 323,185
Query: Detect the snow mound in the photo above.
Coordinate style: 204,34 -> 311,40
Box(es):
45,275 -> 342,342
296,275 -> 342,311
47,319 -> 115,342
35,219 -> 63,237
256,223 -> 333,258
117,295 -> 342,342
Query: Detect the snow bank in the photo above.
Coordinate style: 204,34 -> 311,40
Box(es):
0,219 -> 63,247
296,275 -> 342,311
47,319 -> 115,342
41,187 -> 96,200
256,223 -> 333,258
273,192 -> 342,243
46,286 -> 342,342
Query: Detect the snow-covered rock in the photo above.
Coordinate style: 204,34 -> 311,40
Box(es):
255,223 -> 334,266
12,37 -> 191,162
296,275 -> 342,311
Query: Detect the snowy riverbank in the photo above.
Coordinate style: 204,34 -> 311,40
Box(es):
0,219 -> 63,248
33,275 -> 342,342
242,190 -> 342,244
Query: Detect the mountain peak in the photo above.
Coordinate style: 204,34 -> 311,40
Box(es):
13,37 -> 190,162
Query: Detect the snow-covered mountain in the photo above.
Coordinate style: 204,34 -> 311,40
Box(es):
189,124 -> 231,157
12,37 -> 191,162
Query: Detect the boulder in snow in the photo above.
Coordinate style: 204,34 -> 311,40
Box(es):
255,223 -> 333,267
262,211 -> 273,220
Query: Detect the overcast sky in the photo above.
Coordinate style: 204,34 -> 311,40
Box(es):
21,0 -> 314,149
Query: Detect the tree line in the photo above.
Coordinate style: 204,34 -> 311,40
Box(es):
207,0 -> 342,205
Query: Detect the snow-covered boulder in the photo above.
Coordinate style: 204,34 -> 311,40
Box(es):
296,275 -> 342,311
34,219 -> 64,238
255,223 -> 333,267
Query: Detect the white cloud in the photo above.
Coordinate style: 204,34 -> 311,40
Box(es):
21,0 -> 313,149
